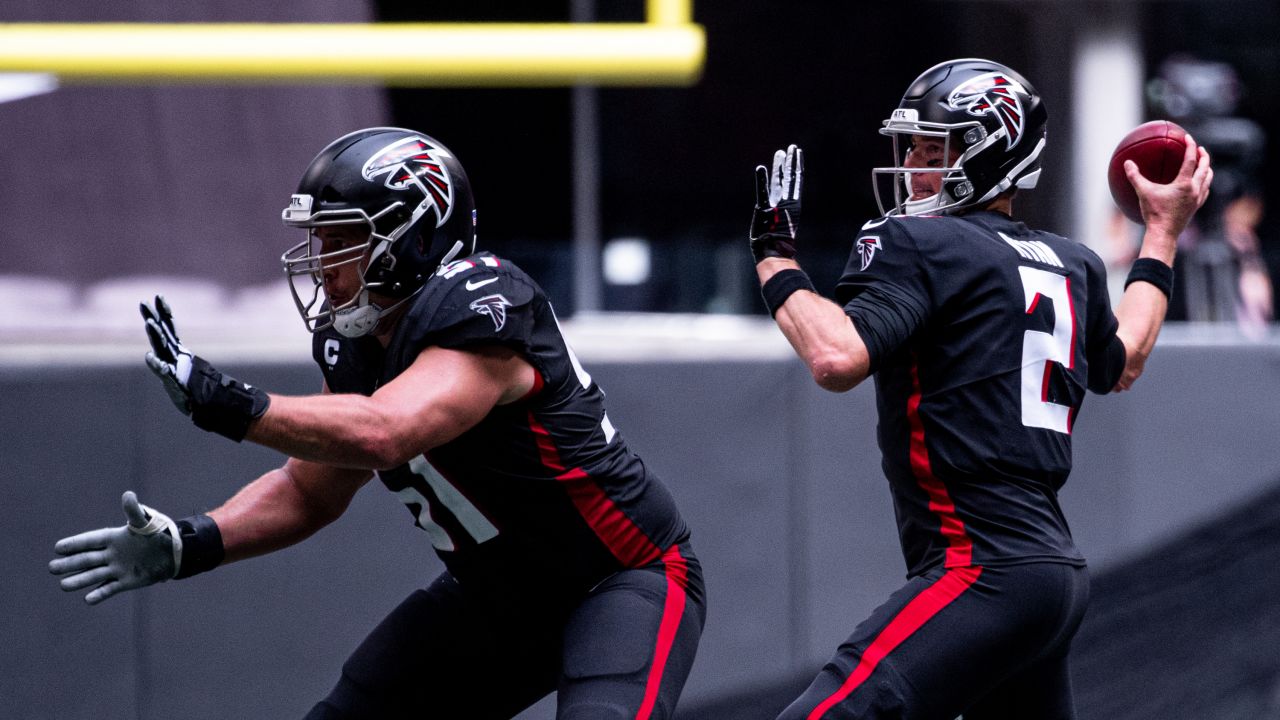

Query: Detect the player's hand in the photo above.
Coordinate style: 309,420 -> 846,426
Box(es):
749,144 -> 804,263
141,295 -> 196,415
49,491 -> 181,605
140,295 -> 270,442
1125,133 -> 1213,239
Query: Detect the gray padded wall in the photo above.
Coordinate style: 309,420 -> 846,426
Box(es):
4,345 -> 1280,717
1064,345 -> 1280,568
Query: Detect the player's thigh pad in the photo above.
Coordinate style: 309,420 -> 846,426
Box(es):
307,572 -> 560,720
557,544 -> 706,720
778,562 -> 1088,720
962,648 -> 1078,720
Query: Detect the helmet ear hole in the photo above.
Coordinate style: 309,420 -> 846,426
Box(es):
372,204 -> 412,239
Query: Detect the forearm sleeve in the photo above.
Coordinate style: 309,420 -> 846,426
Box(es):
1088,332 -> 1127,394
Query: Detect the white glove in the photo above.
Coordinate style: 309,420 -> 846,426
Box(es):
49,491 -> 183,605
141,295 -> 196,415
749,144 -> 804,262
141,295 -> 271,441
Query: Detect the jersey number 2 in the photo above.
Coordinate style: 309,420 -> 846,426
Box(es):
1018,266 -> 1076,434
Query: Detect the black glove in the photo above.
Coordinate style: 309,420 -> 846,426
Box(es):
141,295 -> 270,442
749,144 -> 804,262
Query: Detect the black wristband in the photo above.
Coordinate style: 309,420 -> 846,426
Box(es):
761,269 -> 817,318
1125,258 -> 1175,299
188,356 -> 271,442
173,514 -> 225,580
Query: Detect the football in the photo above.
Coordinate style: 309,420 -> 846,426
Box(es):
1107,120 -> 1188,224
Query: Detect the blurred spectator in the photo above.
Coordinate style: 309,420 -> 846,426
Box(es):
1147,54 -> 1273,334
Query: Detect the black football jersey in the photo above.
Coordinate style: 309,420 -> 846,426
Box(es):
313,253 -> 689,595
836,211 -> 1123,577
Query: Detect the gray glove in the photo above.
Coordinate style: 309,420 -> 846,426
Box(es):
49,491 -> 182,605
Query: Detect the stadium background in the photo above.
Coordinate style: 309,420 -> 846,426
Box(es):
2,1 -> 1280,718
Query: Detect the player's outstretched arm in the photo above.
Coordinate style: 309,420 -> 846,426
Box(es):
1112,134 -> 1213,391
140,295 -> 534,470
207,456 -> 373,564
141,295 -> 270,441
51,461 -> 372,603
750,145 -> 871,392
248,345 -> 535,469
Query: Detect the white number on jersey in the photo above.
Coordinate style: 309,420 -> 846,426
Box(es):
400,455 -> 499,551
549,305 -> 616,443
550,305 -> 592,389
1018,266 -> 1076,434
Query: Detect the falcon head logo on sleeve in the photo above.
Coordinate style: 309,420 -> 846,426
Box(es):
469,294 -> 513,332
362,136 -> 455,226
857,236 -> 883,271
947,72 -> 1027,150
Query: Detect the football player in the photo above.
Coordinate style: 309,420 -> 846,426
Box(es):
749,59 -> 1211,719
50,127 -> 705,720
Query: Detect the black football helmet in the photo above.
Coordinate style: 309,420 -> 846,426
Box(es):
873,58 -> 1048,216
281,127 -> 477,336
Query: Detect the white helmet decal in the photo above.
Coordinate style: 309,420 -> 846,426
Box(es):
946,72 -> 1027,150
361,135 -> 456,226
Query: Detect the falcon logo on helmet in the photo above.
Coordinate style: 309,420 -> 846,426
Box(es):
857,236 -> 883,271
947,73 -> 1027,150
362,136 -> 455,226
469,294 -> 513,332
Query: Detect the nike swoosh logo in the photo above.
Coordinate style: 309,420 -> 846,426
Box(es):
860,218 -> 889,231
465,277 -> 499,291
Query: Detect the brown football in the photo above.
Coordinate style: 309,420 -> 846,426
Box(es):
1107,120 -> 1188,224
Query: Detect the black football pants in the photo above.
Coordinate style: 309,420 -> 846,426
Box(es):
777,562 -> 1090,720
304,542 -> 705,720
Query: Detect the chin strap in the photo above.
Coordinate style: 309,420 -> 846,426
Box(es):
902,192 -> 943,216
333,286 -> 428,338
438,240 -> 465,269
333,295 -> 384,337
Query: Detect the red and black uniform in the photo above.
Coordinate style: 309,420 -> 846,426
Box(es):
306,253 -> 704,720
780,211 -> 1123,720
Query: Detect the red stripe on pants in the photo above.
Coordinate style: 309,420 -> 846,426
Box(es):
806,566 -> 983,720
635,545 -> 690,720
